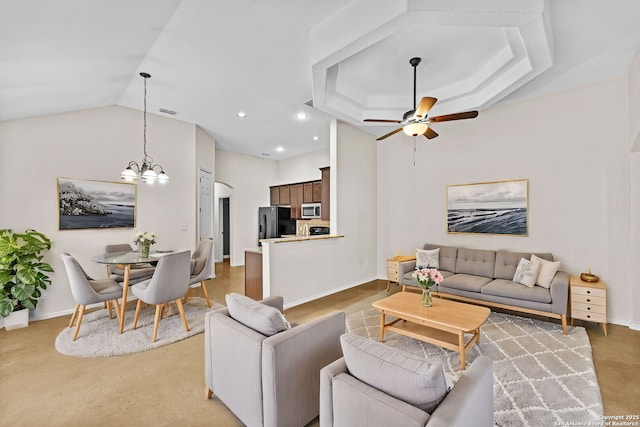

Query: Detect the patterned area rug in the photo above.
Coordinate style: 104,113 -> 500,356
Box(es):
55,297 -> 224,357
346,308 -> 604,427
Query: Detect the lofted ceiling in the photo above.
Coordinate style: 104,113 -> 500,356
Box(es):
2,0 -> 640,160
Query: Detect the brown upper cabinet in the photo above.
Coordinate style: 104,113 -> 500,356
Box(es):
270,186 -> 280,206
303,183 -> 313,203
279,185 -> 290,205
290,184 -> 303,219
312,181 -> 322,203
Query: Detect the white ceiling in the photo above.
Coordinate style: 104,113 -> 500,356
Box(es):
2,0 -> 640,160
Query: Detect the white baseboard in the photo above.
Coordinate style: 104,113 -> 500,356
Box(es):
283,276 -> 378,310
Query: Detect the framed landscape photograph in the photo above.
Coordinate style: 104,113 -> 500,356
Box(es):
58,178 -> 136,230
446,179 -> 528,236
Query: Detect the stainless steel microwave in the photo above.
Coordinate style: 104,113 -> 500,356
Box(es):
301,203 -> 321,219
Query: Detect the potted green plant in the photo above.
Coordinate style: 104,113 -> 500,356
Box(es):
0,229 -> 54,330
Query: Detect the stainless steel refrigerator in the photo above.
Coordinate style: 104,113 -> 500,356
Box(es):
258,206 -> 295,244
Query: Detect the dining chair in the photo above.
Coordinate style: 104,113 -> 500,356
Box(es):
104,243 -> 155,285
131,250 -> 191,342
61,253 -> 123,341
183,238 -> 214,307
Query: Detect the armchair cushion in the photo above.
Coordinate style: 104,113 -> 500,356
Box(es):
340,333 -> 448,414
225,293 -> 291,336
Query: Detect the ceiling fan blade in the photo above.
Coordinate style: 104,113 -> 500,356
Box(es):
414,97 -> 437,119
424,127 -> 439,139
376,127 -> 403,141
364,119 -> 402,123
428,111 -> 478,123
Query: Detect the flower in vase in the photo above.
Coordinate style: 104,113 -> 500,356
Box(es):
135,231 -> 157,246
412,267 -> 444,290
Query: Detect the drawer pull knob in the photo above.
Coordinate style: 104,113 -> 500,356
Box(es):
586,290 -> 591,294
586,299 -> 591,302
587,307 -> 591,311
587,315 -> 591,319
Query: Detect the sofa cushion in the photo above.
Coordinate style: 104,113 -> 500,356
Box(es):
340,333 -> 448,414
455,248 -> 496,278
531,254 -> 560,289
225,293 -> 291,336
481,279 -> 552,304
494,250 -> 554,280
441,274 -> 492,293
513,258 -> 541,287
416,248 -> 439,269
424,244 -> 457,273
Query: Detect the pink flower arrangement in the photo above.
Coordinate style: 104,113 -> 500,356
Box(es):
412,268 -> 444,290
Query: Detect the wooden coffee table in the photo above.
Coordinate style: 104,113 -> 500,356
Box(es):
372,292 -> 490,370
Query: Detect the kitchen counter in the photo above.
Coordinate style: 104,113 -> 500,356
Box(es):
260,234 -> 344,244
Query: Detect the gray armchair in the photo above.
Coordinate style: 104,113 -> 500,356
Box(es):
204,295 -> 345,427
131,250 -> 191,342
104,243 -> 155,285
320,334 -> 494,427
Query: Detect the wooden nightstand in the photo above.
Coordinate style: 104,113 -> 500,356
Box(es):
386,256 -> 415,291
569,275 -> 608,336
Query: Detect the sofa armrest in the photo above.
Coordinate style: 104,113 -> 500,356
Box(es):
262,311 -> 346,427
320,357 -> 348,427
399,260 -> 417,284
427,356 -> 493,427
550,271 -> 569,315
204,310 -> 267,427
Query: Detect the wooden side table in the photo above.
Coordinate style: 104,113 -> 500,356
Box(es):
386,255 -> 416,291
569,275 -> 608,336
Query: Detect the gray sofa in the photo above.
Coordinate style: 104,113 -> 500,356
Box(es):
204,296 -> 345,427
399,243 -> 569,334
320,333 -> 494,427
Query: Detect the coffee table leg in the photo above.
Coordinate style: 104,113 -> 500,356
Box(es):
379,312 -> 385,342
459,332 -> 466,370
476,327 -> 481,343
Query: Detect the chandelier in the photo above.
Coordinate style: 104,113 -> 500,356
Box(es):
120,72 -> 169,184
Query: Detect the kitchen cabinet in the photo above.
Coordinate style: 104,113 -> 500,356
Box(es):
279,185 -> 290,205
270,186 -> 280,206
312,181 -> 322,202
245,250 -> 263,300
321,167 -> 330,220
290,184 -> 303,219
303,183 -> 313,203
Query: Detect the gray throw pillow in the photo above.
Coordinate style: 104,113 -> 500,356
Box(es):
225,293 -> 291,336
340,333 -> 448,414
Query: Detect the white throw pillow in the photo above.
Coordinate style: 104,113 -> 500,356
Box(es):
531,254 -> 560,289
225,293 -> 291,336
416,248 -> 439,269
513,258 -> 541,288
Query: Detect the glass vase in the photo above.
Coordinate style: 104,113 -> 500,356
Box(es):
140,243 -> 150,258
421,288 -> 432,307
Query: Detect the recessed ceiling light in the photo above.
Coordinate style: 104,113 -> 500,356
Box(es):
275,146 -> 285,152
236,111 -> 247,118
296,112 -> 308,120
312,136 -> 319,141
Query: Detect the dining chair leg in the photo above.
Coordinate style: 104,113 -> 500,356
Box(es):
199,281 -> 211,308
69,304 -> 80,328
72,305 -> 86,341
152,304 -> 164,342
182,288 -> 190,304
175,298 -> 190,332
132,299 -> 143,330
112,299 -> 122,324
107,300 -> 113,319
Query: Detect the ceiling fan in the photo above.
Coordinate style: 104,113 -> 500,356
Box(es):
364,57 -> 478,141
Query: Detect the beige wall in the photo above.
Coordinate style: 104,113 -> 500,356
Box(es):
377,76 -> 634,327
0,105 -> 200,322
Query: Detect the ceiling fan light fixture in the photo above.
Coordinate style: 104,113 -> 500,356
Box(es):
403,122 -> 428,137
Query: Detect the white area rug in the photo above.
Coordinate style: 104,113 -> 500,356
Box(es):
347,308 -> 604,427
55,297 -> 223,357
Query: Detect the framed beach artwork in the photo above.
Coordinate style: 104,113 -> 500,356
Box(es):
446,179 -> 528,236
58,178 -> 136,230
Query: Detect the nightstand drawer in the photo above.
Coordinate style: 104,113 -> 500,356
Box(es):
387,269 -> 399,282
572,309 -> 606,323
571,286 -> 606,298
572,302 -> 606,314
571,294 -> 606,306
